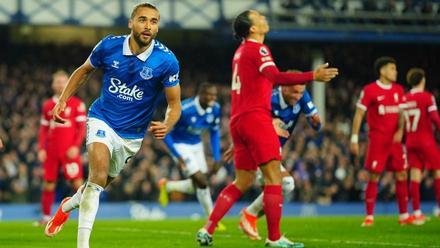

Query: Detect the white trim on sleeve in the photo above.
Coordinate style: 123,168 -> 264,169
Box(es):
88,56 -> 97,68
40,119 -> 49,126
428,105 -> 438,112
399,103 -> 408,109
356,102 -> 367,111
305,109 -> 318,117
259,61 -> 276,73
75,116 -> 87,122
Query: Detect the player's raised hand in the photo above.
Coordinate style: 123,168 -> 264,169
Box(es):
148,121 -> 168,139
272,118 -> 289,138
223,144 -> 234,164
313,63 -> 339,82
52,100 -> 67,124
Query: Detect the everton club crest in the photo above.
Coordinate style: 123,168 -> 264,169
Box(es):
140,66 -> 153,80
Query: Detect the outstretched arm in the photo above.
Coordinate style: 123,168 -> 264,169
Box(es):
163,135 -> 182,158
53,59 -> 95,124
262,63 -> 338,85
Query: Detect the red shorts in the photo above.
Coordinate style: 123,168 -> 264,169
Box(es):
364,138 -> 407,173
407,143 -> 440,170
44,151 -> 83,181
231,113 -> 281,171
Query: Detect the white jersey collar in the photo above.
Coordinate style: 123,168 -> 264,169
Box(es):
194,96 -> 213,116
278,87 -> 289,109
376,80 -> 392,90
410,88 -> 424,93
123,35 -> 155,62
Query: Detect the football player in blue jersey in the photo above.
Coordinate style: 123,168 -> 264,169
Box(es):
44,3 -> 182,248
224,83 -> 321,240
158,83 -> 226,230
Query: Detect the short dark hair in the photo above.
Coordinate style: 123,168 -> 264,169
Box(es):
406,68 -> 425,87
374,56 -> 396,77
131,2 -> 158,19
198,82 -> 216,95
233,10 -> 252,40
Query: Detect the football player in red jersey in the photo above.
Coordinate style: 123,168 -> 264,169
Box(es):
37,70 -> 86,225
196,10 -> 338,248
351,57 -> 411,227
403,68 -> 440,224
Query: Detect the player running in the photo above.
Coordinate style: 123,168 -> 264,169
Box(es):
158,83 -> 225,230
196,10 -> 338,248
403,68 -> 440,224
225,83 -> 321,240
37,70 -> 86,225
350,56 -> 411,227
44,3 -> 182,248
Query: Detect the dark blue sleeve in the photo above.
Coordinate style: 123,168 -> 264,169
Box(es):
163,134 -> 181,158
210,111 -> 221,161
162,57 -> 180,87
88,37 -> 108,68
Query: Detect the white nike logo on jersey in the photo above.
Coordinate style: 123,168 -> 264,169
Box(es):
377,95 -> 385,101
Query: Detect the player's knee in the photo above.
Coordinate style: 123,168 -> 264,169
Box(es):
234,178 -> 254,192
193,178 -> 208,189
191,173 -> 208,189
282,176 -> 295,195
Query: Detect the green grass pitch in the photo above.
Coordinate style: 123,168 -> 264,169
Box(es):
1,216 -> 439,247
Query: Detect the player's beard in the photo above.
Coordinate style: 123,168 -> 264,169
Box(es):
133,31 -> 156,48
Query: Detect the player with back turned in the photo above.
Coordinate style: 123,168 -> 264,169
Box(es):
196,10 -> 338,248
43,3 -> 182,248
403,68 -> 440,224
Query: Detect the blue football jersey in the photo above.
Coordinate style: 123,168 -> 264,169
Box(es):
88,35 -> 180,139
164,97 -> 221,161
271,87 -> 319,146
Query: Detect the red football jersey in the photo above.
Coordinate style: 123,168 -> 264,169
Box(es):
403,88 -> 438,146
230,40 -> 276,122
38,96 -> 87,153
357,80 -> 405,140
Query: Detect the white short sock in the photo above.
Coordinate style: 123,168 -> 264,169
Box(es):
414,209 -> 422,217
196,187 -> 213,216
77,182 -> 103,248
246,193 -> 263,217
166,179 -> 195,194
399,212 -> 409,220
62,184 -> 85,213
